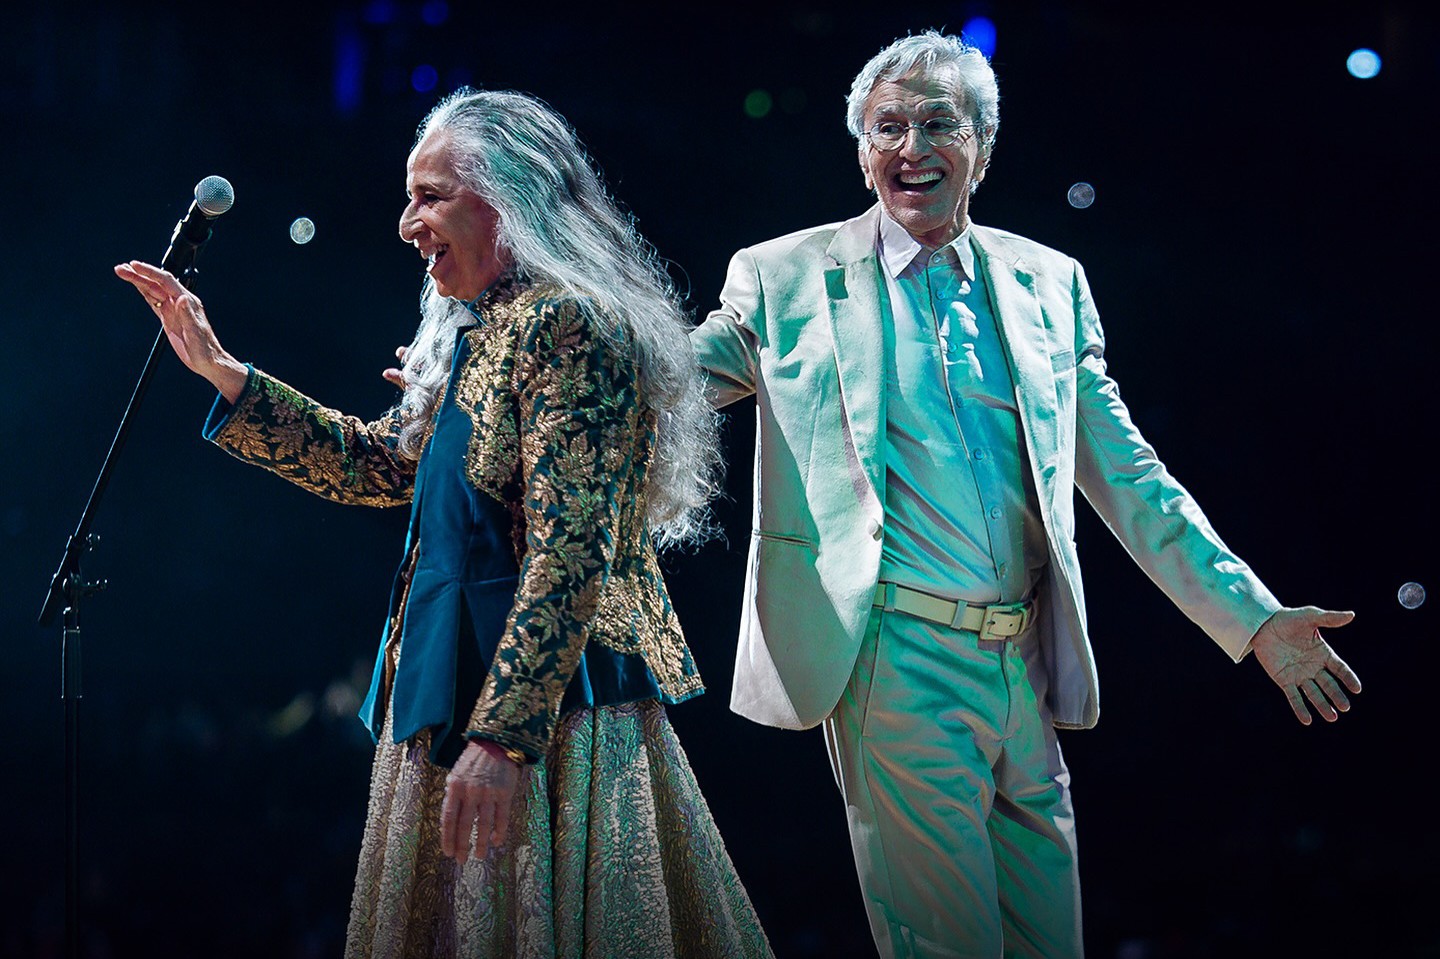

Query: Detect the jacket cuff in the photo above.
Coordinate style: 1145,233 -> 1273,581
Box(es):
200,363 -> 257,441
464,731 -> 538,765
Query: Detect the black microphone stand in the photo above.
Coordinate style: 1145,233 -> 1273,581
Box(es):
37,240 -> 210,958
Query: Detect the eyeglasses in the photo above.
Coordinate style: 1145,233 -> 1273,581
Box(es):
863,117 -> 976,151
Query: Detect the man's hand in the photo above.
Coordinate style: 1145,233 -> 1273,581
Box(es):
440,739 -> 522,864
1251,607 -> 1360,725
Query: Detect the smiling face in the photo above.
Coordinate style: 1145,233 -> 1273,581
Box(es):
858,68 -> 982,248
398,131 -> 509,301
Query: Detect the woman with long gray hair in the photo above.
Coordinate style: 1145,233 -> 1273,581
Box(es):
115,86 -> 771,958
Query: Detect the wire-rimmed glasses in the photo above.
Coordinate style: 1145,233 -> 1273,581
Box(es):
863,117 -> 976,151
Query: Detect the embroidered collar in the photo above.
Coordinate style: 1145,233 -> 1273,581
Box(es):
461,269 -> 528,325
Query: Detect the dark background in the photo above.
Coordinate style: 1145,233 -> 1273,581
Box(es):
4,2 -> 1437,956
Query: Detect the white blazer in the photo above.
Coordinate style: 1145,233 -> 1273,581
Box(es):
692,204 -> 1280,731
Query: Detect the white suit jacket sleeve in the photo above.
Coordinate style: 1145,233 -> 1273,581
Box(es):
1067,260 -> 1281,662
692,249 -> 762,409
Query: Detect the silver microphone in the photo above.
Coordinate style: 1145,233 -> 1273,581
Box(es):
161,175 -> 235,278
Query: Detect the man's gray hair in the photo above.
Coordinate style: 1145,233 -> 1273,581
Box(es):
394,88 -> 721,549
845,30 -> 1001,174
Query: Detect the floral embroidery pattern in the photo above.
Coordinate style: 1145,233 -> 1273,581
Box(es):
460,289 -> 701,758
208,278 -> 703,764
210,375 -> 415,508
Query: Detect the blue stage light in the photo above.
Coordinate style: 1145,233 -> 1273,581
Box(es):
362,0 -> 396,25
962,16 -> 997,59
333,26 -> 363,114
412,64 -> 439,93
421,0 -> 449,26
1346,48 -> 1381,79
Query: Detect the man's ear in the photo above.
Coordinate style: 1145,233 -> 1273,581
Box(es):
859,146 -> 874,192
975,133 -> 996,186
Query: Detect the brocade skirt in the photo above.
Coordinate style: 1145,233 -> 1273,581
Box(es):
344,700 -> 774,959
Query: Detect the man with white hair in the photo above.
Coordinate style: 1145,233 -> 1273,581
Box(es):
691,29 -> 1360,958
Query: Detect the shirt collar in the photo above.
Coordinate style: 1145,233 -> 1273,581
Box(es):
877,208 -> 975,282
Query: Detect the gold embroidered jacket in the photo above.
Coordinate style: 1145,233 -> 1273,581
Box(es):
205,276 -> 703,763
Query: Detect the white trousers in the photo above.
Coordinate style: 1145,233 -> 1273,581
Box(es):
822,607 -> 1083,959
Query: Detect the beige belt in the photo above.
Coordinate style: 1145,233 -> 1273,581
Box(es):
873,582 -> 1034,640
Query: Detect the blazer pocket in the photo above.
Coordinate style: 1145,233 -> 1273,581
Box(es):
753,529 -> 817,550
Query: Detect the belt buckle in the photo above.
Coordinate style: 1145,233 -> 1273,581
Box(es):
978,601 -> 1031,640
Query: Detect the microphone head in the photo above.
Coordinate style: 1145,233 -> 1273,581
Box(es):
194,175 -> 235,217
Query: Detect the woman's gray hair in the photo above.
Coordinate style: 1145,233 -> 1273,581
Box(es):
394,87 -> 721,549
845,30 -> 1001,186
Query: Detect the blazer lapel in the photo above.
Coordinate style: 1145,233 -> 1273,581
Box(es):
972,225 -> 1062,513
823,205 -> 887,500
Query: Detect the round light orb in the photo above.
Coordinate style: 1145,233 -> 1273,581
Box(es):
779,87 -> 807,115
744,89 -> 773,119
1346,48 -> 1381,79
290,217 -> 316,245
411,63 -> 438,93
1067,182 -> 1095,209
1398,581 -> 1426,609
